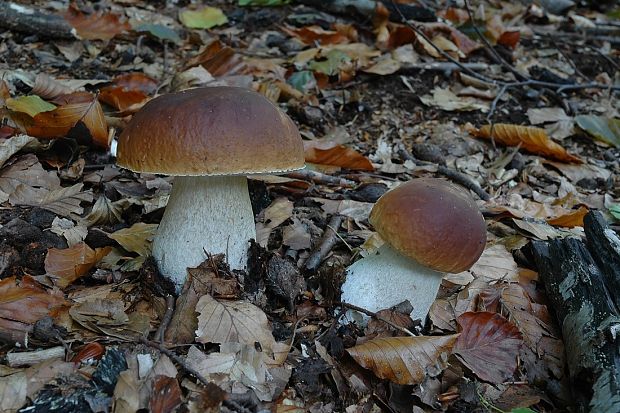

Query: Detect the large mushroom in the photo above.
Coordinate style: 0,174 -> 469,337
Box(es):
116,87 -> 304,291
341,178 -> 486,322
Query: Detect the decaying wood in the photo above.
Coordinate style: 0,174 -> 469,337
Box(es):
6,346 -> 65,367
0,2 -> 74,39
530,211 -> 620,412
584,212 -> 620,310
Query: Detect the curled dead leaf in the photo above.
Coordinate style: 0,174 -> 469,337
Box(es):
304,141 -> 374,171
346,334 -> 459,385
468,123 -> 581,163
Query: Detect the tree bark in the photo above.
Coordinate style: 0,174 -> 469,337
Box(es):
530,211 -> 620,412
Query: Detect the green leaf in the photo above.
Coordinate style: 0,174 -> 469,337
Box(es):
6,96 -> 56,117
509,408 -> 538,413
179,7 -> 228,29
238,0 -> 290,6
575,115 -> 620,148
287,70 -> 316,92
134,23 -> 181,44
610,205 -> 620,221
309,50 -> 351,76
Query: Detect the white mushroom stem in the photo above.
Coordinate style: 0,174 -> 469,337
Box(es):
152,175 -> 256,292
341,243 -> 444,323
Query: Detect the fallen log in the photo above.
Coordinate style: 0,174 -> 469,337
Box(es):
0,2 -> 74,39
530,211 -> 620,412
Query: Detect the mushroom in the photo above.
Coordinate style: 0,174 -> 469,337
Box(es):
341,178 -> 486,323
116,87 -> 304,291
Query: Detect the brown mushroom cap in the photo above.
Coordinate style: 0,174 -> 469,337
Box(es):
369,178 -> 486,273
116,87 -> 304,176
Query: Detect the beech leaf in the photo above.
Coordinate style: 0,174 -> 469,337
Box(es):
64,5 -> 130,41
107,223 -> 158,257
575,115 -> 620,148
304,141 -> 374,171
195,294 -> 276,353
179,7 -> 228,29
0,276 -> 66,344
346,334 -> 459,385
5,95 -> 56,117
45,243 -> 112,288
469,123 -> 581,163
453,311 -> 523,384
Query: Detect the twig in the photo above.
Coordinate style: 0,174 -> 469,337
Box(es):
304,214 -> 345,272
398,147 -> 490,201
285,169 -> 357,188
6,346 -> 65,367
155,295 -> 176,343
463,0 -> 528,81
138,337 -> 252,413
398,61 -> 489,74
336,301 -> 417,337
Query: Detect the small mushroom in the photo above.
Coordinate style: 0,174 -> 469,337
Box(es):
341,178 -> 487,323
117,87 -> 304,291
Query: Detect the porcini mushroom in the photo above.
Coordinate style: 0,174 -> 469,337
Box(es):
116,87 -> 304,291
341,178 -> 486,322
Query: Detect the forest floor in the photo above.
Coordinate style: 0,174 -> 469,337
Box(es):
0,0 -> 619,412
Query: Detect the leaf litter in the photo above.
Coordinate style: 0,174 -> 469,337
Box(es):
0,0 -> 618,411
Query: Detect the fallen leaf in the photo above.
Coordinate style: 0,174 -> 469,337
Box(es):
453,312 -> 523,383
304,141 -> 374,171
346,334 -> 459,385
113,370 -> 141,412
134,23 -> 182,44
179,7 -> 228,29
5,95 -> 56,117
0,154 -> 60,200
500,284 -> 550,351
98,73 -> 158,112
575,115 -> 620,148
0,276 -> 66,344
45,242 -> 112,288
239,0 -> 290,5
185,40 -> 246,77
64,4 -> 130,41
546,206 -> 589,228
69,298 -> 129,332
10,183 -> 94,219
32,73 -> 75,100
0,134 -> 37,169
107,222 -> 158,256
50,217 -> 88,246
150,376 -> 182,413
82,195 -> 126,226
195,294 -> 276,353
23,92 -> 109,149
255,198 -> 294,247
421,87 -> 489,112
469,123 -> 581,163
282,25 -> 355,46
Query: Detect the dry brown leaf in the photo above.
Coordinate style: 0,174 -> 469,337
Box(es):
546,206 -> 589,228
32,73 -> 74,100
346,334 -> 459,385
107,223 -> 158,256
0,276 -> 66,344
45,243 -> 112,288
98,73 -> 158,112
195,294 -> 276,353
0,154 -> 59,197
469,123 -> 582,163
281,25 -> 356,45
10,183 -> 93,219
453,311 -> 523,384
185,40 -> 246,77
304,141 -> 374,171
255,198 -> 294,247
500,284 -> 551,351
64,4 -> 130,41
150,376 -> 182,413
23,92 -> 109,148
69,298 -> 129,332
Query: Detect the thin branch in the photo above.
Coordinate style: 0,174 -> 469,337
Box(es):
155,295 -> 176,343
399,147 -> 490,201
138,337 -> 252,413
336,301 -> 417,337
463,0 -> 528,81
